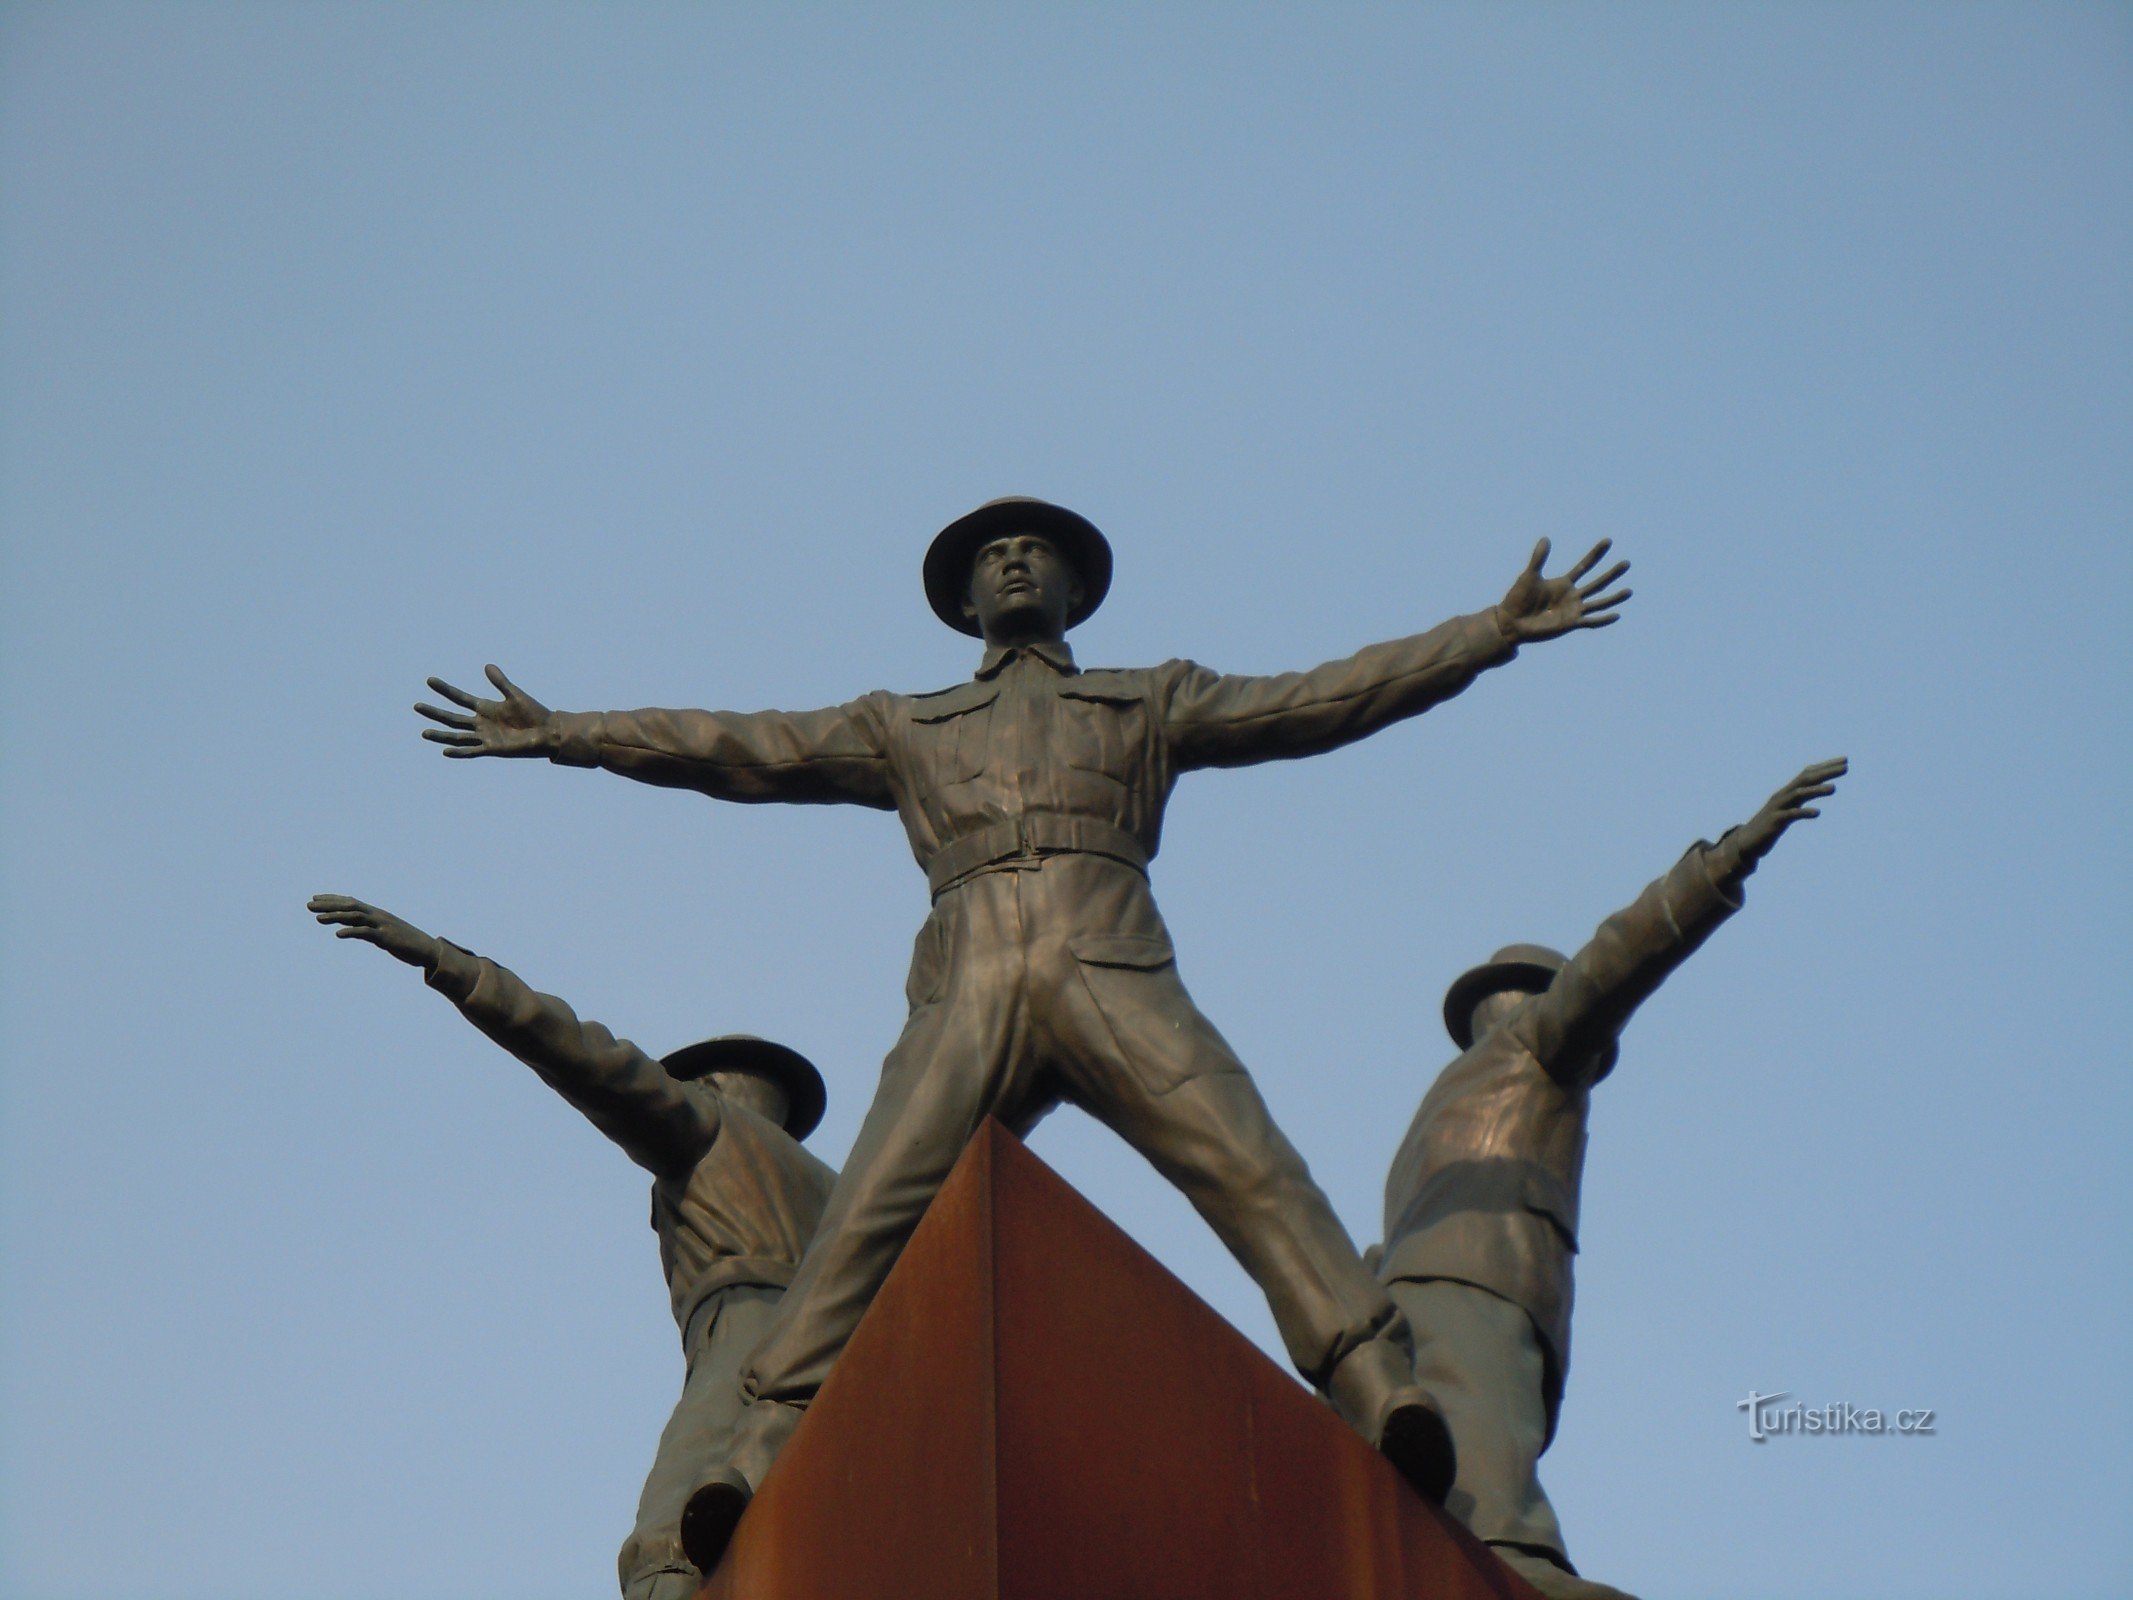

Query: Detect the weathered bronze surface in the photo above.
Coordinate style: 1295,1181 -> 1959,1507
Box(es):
416,503 -> 1632,1558
305,896 -> 836,1600
1377,760 -> 1846,1600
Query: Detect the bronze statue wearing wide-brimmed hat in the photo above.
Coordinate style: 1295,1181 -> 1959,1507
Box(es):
1376,759 -> 1845,1600
923,496 -> 1112,636
1443,944 -> 1621,1083
305,895 -> 837,1600
417,504 -> 1635,1568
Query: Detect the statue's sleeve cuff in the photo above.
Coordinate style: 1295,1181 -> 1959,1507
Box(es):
424,939 -> 483,1001
550,712 -> 604,768
1688,839 -> 1746,913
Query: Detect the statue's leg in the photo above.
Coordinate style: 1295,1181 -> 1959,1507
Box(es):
684,890 -> 1046,1569
1049,946 -> 1454,1498
1051,946 -> 1386,1381
681,992 -> 1001,1568
618,1284 -> 785,1599
737,894 -> 1040,1435
739,1025 -> 1023,1410
1388,1278 -> 1567,1555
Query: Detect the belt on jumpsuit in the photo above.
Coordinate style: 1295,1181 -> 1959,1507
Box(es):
925,813 -> 1150,899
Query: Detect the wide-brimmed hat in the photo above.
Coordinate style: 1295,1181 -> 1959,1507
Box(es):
923,497 -> 1112,637
1441,944 -> 1619,1080
660,1034 -> 826,1139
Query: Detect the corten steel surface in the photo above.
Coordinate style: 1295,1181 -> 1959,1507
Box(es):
698,1122 -> 1540,1600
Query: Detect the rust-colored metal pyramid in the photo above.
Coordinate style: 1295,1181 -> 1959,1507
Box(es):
699,1120 -> 1538,1599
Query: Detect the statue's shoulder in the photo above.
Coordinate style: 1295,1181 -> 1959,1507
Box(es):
715,1101 -> 839,1197
1434,1031 -> 1530,1096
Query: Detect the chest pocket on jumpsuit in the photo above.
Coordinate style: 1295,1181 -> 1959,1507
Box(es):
1054,678 -> 1145,782
906,682 -> 998,792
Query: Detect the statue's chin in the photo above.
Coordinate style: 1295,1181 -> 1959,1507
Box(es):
982,599 -> 1064,644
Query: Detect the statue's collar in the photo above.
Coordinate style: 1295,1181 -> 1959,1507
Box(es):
975,638 -> 1078,680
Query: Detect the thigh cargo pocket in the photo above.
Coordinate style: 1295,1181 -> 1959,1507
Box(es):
1070,934 -> 1175,972
1069,932 -> 1241,1096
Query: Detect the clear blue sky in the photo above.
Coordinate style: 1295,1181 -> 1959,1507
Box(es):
3,6 -> 2126,1598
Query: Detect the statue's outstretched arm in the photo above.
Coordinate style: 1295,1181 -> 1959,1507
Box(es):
1513,757 -> 1848,1085
307,894 -> 720,1176
1703,758 -> 1849,886
417,666 -> 894,808
1161,539 -> 1630,771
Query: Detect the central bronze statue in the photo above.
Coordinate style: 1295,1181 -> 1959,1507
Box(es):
417,497 -> 1632,1566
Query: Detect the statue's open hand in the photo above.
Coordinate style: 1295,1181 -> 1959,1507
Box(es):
1495,538 -> 1633,643
416,665 -> 556,758
1717,757 -> 1849,877
307,894 -> 436,966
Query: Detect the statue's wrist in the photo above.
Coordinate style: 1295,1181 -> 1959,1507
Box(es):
423,938 -> 482,998
547,711 -> 600,766
1705,831 -> 1745,884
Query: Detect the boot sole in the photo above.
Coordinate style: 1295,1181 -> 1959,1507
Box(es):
679,1478 -> 750,1573
1379,1400 -> 1458,1505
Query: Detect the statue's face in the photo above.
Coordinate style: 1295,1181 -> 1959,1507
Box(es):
962,533 -> 1084,643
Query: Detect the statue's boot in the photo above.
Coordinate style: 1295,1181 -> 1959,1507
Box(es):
1489,1543 -> 1641,1600
1324,1337 -> 1458,1504
677,1398 -> 804,1573
678,1466 -> 750,1575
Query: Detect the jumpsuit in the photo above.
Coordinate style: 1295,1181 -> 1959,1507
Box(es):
545,608 -> 1520,1435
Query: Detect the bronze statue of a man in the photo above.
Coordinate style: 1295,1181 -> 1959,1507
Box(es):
1376,759 -> 1846,1600
306,895 -> 836,1600
416,497 -> 1631,1562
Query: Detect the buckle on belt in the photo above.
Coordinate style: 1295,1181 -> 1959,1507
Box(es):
927,814 -> 1149,899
